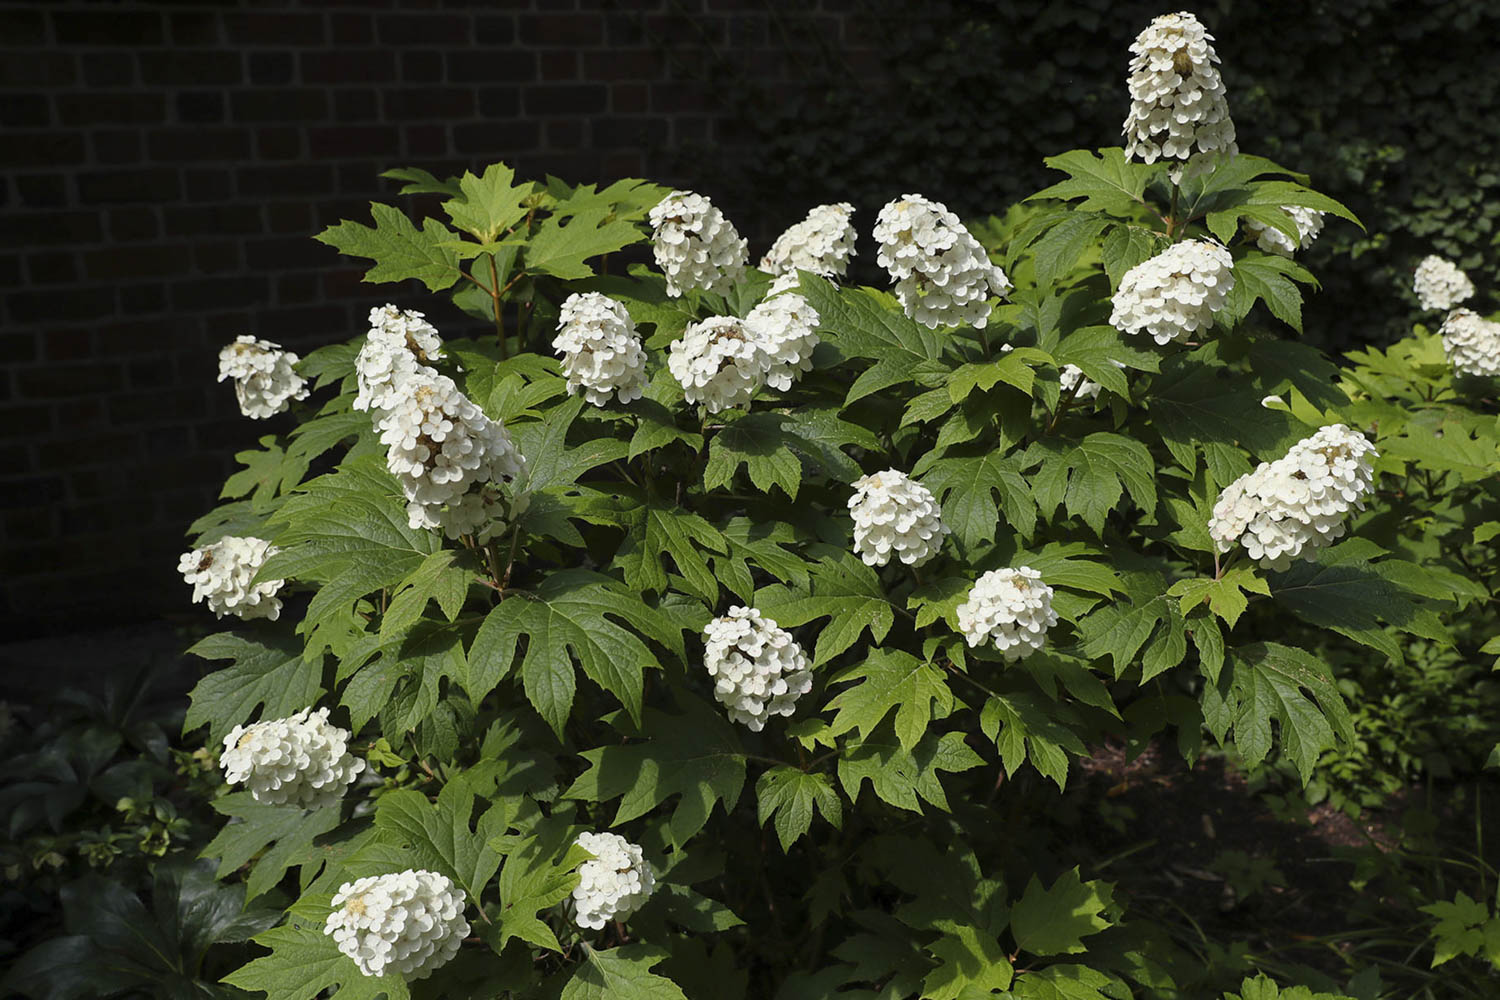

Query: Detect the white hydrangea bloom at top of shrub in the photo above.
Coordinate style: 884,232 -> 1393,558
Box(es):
702,607 -> 812,731
325,870 -> 468,980
1208,424 -> 1378,571
956,567 -> 1059,661
746,292 -> 821,391
1109,239 -> 1235,345
1122,11 -> 1237,166
848,469 -> 950,568
551,292 -> 648,406
572,831 -> 656,930
1439,308 -> 1500,378
1413,255 -> 1476,311
217,335 -> 309,419
668,316 -> 766,413
376,370 -> 525,542
649,190 -> 748,298
1244,206 -> 1326,257
760,202 -> 857,281
873,194 -> 1012,330
355,305 -> 444,413
220,706 -> 366,809
177,535 -> 285,621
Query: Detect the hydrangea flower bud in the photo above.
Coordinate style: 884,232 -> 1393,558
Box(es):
1122,11 -> 1237,167
848,469 -> 950,568
668,316 -> 766,413
377,370 -> 525,542
956,567 -> 1059,661
1439,308 -> 1500,378
1110,239 -> 1235,345
218,335 -> 309,419
649,190 -> 748,298
220,706 -> 365,809
325,870 -> 468,980
355,304 -> 444,413
760,202 -> 857,282
552,292 -> 648,406
746,292 -> 821,391
874,194 -> 1011,330
178,535 -> 285,621
1208,424 -> 1379,570
1413,255 -> 1476,311
571,831 -> 655,930
1243,206 -> 1325,257
702,607 -> 812,731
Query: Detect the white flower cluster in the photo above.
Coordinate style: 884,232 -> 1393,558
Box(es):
217,335 -> 308,419
1060,363 -> 1101,402
1413,255 -> 1475,311
377,371 -> 525,542
667,293 -> 824,410
572,831 -> 656,930
668,316 -> 765,413
325,870 -> 468,980
848,469 -> 949,568
552,292 -> 648,406
1122,11 -> 1237,166
220,706 -> 365,809
178,535 -> 285,621
1208,424 -> 1379,571
956,567 -> 1059,661
1439,309 -> 1500,378
649,190 -> 748,298
1110,239 -> 1235,345
761,202 -> 857,285
355,304 -> 444,413
1244,206 -> 1326,257
873,194 -> 1011,330
746,292 -> 821,390
702,607 -> 812,731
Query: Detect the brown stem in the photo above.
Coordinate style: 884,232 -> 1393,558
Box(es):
489,253 -> 507,359
1045,380 -> 1083,435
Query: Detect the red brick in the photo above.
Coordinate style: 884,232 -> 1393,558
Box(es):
53,10 -> 164,46
147,128 -> 253,162
223,12 -> 328,46
520,13 -> 604,46
377,13 -> 471,45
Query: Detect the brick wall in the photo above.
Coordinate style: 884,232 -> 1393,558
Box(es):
0,0 -> 886,638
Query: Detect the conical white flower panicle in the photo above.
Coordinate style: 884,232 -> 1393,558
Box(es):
571,831 -> 656,930
220,706 -> 366,809
1122,11 -> 1237,167
1244,206 -> 1326,257
178,535 -> 285,621
1413,255 -> 1475,311
355,304 -> 445,413
649,190 -> 748,298
1208,424 -> 1379,571
746,292 -> 821,390
552,292 -> 648,406
377,370 -> 526,542
1439,309 -> 1500,378
956,567 -> 1059,661
1109,239 -> 1234,345
325,870 -> 468,980
668,316 -> 765,413
760,202 -> 857,282
702,607 -> 812,731
873,194 -> 1011,330
218,335 -> 309,419
848,469 -> 950,568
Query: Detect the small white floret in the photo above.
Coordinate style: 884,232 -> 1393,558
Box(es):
218,336 -> 308,419
571,831 -> 655,930
324,870 -> 468,980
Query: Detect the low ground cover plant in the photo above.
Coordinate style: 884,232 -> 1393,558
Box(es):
9,10 -> 1500,1000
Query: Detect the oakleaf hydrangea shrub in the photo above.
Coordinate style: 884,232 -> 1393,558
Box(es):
170,14 -> 1497,1000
